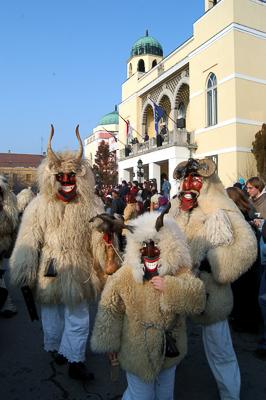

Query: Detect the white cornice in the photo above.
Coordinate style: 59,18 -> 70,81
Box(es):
195,117 -> 264,135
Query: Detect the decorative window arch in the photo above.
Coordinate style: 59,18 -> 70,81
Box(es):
206,73 -> 217,126
138,59 -> 145,72
152,60 -> 157,68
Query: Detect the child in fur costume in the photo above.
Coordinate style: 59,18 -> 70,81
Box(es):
170,158 -> 258,400
0,175 -> 19,317
91,209 -> 206,400
10,126 -> 107,380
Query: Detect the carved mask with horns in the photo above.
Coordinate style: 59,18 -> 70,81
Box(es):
173,158 -> 217,211
47,125 -> 84,202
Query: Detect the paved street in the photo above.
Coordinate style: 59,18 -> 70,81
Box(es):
1,263 -> 266,400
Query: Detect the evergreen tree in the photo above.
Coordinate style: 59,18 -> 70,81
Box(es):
92,140 -> 118,186
251,124 -> 266,182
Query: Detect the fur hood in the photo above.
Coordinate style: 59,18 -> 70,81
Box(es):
123,212 -> 192,282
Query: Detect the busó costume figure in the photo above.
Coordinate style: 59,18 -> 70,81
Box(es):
170,158 -> 257,400
91,207 -> 206,399
10,125 -> 107,380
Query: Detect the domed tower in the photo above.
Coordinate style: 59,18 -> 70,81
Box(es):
127,30 -> 163,78
98,108 -> 119,126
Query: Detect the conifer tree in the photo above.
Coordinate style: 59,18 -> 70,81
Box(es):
92,140 -> 118,186
251,124 -> 266,182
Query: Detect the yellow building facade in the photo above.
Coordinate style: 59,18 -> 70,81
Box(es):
117,0 -> 266,193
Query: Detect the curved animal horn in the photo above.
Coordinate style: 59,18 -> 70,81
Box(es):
197,158 -> 216,177
75,125 -> 83,161
173,161 -> 188,180
155,202 -> 171,232
47,124 -> 59,162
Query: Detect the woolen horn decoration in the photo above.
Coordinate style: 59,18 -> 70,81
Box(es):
75,125 -> 83,161
173,161 -> 188,180
197,158 -> 216,177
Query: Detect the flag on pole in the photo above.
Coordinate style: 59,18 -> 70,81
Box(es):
151,101 -> 165,135
126,120 -> 133,142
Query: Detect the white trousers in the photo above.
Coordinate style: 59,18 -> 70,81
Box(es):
202,320 -> 241,400
41,302 -> 90,363
122,365 -> 176,400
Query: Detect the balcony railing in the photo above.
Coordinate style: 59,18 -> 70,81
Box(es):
119,129 -> 195,160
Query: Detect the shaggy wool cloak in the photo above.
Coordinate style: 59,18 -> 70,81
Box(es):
91,213 -> 206,382
10,155 -> 106,307
171,174 -> 258,325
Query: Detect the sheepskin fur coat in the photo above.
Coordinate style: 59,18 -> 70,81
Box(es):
0,175 -> 18,262
10,152 -> 106,307
170,173 -> 258,325
91,212 -> 206,382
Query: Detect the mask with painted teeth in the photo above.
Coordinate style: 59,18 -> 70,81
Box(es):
56,172 -> 77,202
179,174 -> 203,211
140,240 -> 160,280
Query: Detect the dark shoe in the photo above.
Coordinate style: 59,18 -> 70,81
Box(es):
50,351 -> 68,365
68,362 -> 95,381
0,310 -> 18,318
254,348 -> 266,360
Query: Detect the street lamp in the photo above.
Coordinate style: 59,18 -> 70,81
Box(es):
137,159 -> 144,183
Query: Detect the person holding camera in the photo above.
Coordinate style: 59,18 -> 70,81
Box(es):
91,210 -> 206,400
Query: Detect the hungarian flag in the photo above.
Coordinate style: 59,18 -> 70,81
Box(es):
152,101 -> 165,135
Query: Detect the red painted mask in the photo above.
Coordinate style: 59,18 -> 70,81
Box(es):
140,240 -> 160,280
56,172 -> 77,202
179,174 -> 203,211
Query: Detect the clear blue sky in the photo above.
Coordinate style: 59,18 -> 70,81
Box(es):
0,0 -> 204,154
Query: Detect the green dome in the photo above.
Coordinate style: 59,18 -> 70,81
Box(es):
131,30 -> 163,57
99,109 -> 119,125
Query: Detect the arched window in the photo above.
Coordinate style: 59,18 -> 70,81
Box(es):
138,59 -> 145,72
206,73 -> 217,126
178,102 -> 185,118
129,63 -> 132,77
177,102 -> 186,129
152,60 -> 157,68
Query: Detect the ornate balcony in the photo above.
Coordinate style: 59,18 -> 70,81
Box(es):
119,129 -> 196,160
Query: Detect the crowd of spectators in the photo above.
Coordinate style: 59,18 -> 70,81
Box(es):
95,176 -> 171,218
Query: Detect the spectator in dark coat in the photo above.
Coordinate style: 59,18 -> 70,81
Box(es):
111,190 -> 125,216
119,180 -> 129,201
